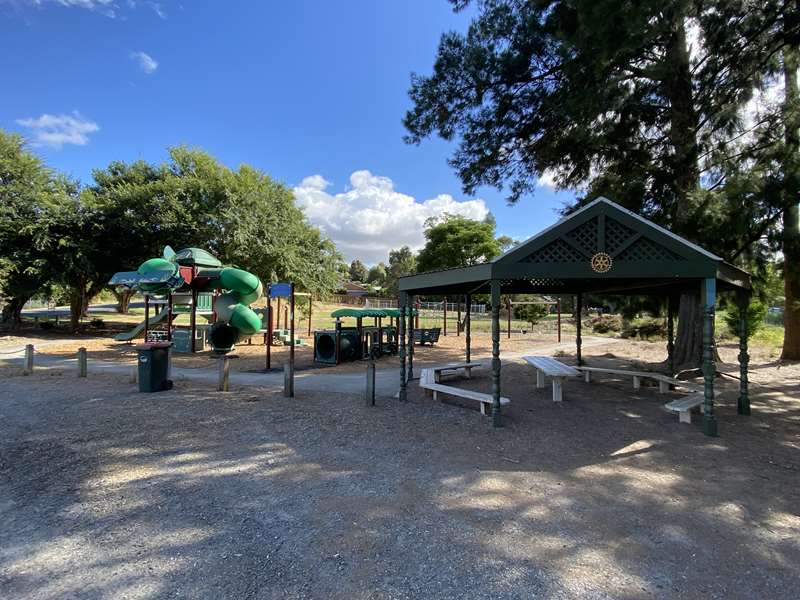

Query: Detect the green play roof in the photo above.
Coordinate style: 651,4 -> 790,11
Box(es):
330,308 -> 415,319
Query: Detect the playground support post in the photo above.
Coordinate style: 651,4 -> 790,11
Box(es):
24,344 -> 34,375
167,294 -> 173,342
288,282 -> 295,398
266,294 -> 272,370
77,347 -> 87,378
308,295 -> 312,337
276,298 -> 281,330
190,288 -> 197,353
144,295 -> 150,342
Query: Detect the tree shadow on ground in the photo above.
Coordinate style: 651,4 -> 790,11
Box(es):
0,361 -> 798,599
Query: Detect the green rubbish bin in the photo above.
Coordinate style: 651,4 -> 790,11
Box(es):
136,342 -> 173,392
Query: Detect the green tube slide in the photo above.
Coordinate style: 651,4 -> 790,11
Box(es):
206,267 -> 264,353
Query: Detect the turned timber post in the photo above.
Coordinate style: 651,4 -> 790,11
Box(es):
667,295 -> 675,377
738,289 -> 751,415
399,292 -> 407,401
465,294 -> 472,364
701,278 -> 718,436
407,294 -> 414,381
490,280 -> 502,427
575,293 -> 583,366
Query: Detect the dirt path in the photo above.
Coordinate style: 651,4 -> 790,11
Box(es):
1,366 -> 798,599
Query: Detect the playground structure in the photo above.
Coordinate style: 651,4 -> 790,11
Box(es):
109,247 -> 264,354
313,308 -> 402,365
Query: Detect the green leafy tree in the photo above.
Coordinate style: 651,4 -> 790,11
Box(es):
386,246 -> 417,295
724,300 -> 768,340
0,131 -> 64,326
417,215 -> 501,272
366,262 -> 388,289
513,297 -> 549,328
349,259 -> 368,282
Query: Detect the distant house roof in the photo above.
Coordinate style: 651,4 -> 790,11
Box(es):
341,281 -> 369,295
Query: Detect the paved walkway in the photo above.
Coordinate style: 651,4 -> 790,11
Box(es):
1,337 -> 619,397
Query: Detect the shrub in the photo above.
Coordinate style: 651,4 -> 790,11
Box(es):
39,321 -> 55,330
586,314 -> 621,334
89,318 -> 106,329
724,300 -> 767,339
621,317 -> 666,340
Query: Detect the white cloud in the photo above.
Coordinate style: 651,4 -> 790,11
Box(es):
15,111 -> 99,148
10,0 -> 166,18
294,170 -> 490,264
537,169 -> 558,189
130,50 -> 158,74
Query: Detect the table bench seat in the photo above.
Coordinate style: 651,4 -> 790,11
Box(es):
420,368 -> 509,416
522,356 -> 581,402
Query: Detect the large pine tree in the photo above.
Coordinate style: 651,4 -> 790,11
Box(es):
405,0 -> 798,364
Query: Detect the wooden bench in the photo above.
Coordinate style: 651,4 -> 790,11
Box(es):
420,368 -> 510,416
578,366 -> 703,393
522,356 -> 581,402
432,361 -> 482,381
664,393 -> 706,424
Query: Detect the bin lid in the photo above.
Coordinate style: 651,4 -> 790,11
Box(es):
136,342 -> 173,349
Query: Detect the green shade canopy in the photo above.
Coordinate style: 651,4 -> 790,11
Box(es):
330,308 -> 416,319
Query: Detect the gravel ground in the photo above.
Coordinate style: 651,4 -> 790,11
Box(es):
1,362 -> 799,599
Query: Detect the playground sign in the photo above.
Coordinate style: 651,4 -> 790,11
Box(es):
269,283 -> 292,298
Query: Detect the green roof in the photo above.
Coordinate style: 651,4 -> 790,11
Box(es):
330,308 -> 415,319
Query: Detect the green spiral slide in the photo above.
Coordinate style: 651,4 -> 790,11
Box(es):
109,247 -> 264,353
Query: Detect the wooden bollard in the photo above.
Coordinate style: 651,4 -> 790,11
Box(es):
23,344 -> 34,375
365,360 -> 376,406
130,365 -> 138,384
77,347 -> 87,377
218,356 -> 230,392
283,363 -> 294,398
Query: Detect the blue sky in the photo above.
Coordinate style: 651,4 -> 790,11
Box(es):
1,0 -> 575,264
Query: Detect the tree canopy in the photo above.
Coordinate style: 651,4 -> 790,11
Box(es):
417,214 -> 502,272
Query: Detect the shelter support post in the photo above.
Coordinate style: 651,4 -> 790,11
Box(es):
443,296 -> 447,336
701,278 -> 718,436
399,292 -> 407,401
490,280 -> 502,427
457,300 -> 461,336
575,293 -> 583,366
507,298 -> 512,339
465,294 -> 471,364
557,298 -> 561,343
667,295 -> 675,376
407,294 -> 414,381
737,289 -> 751,416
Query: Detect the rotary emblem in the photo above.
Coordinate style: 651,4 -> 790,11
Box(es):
590,252 -> 612,273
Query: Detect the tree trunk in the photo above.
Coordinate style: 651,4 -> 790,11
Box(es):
113,289 -> 134,314
69,291 -> 83,333
1,296 -> 27,329
782,46 -> 800,360
664,13 -> 704,367
673,293 -> 703,367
